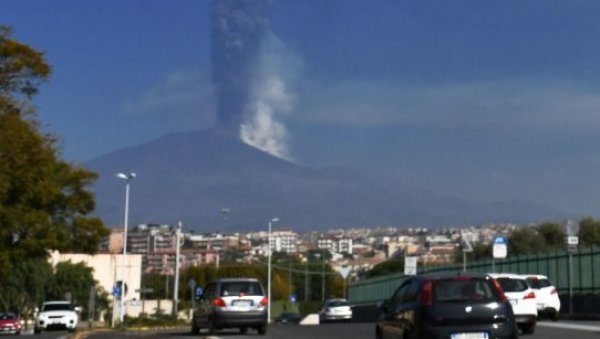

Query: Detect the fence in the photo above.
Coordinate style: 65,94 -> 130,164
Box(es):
348,245 -> 600,307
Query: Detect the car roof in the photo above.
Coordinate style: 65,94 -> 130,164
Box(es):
43,301 -> 72,304
214,278 -> 260,283
487,273 -> 526,280
521,274 -> 549,279
418,271 -> 491,280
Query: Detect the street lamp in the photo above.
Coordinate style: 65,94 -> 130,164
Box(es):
267,217 -> 279,324
116,172 -> 135,325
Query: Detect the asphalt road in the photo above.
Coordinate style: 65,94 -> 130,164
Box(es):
81,320 -> 600,339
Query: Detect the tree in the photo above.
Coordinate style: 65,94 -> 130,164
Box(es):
579,217 -> 600,247
536,222 -> 564,251
0,26 -> 109,278
508,227 -> 545,256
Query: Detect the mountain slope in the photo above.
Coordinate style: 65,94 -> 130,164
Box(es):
86,129 -> 567,231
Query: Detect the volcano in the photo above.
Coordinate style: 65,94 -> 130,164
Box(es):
86,129 -> 566,232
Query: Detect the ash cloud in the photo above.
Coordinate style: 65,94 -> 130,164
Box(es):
210,0 -> 295,160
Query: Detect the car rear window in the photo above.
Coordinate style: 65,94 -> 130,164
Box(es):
0,313 -> 16,320
496,278 -> 528,292
526,278 -> 552,289
433,278 -> 498,303
327,300 -> 349,307
220,282 -> 263,297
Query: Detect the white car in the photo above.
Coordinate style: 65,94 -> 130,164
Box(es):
522,274 -> 561,320
319,298 -> 353,323
35,301 -> 79,334
488,273 -> 537,334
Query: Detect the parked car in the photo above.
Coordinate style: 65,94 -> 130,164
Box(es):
275,311 -> 302,324
376,272 -> 518,339
489,273 -> 538,334
319,298 -> 353,323
191,278 -> 268,335
522,274 -> 561,320
0,312 -> 22,335
34,301 -> 79,334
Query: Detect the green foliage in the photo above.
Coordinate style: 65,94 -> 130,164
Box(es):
365,257 -> 404,278
579,217 -> 600,247
0,26 -> 109,278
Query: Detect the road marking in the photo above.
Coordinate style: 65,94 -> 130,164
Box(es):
538,322 -> 600,332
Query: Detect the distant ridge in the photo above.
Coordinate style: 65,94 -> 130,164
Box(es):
86,129 -> 568,232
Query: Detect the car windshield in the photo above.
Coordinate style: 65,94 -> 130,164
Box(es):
0,313 -> 16,320
220,282 -> 263,297
496,278 -> 528,292
434,278 -> 498,302
526,278 -> 552,289
42,303 -> 73,311
326,300 -> 349,307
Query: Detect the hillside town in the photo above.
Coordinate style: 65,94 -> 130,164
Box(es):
98,222 -> 520,280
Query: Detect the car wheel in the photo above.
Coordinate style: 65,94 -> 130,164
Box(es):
257,324 -> 267,335
520,321 -> 536,335
191,319 -> 200,335
375,325 -> 383,339
208,318 -> 217,335
33,328 -> 41,335
240,327 -> 248,334
550,309 -> 560,321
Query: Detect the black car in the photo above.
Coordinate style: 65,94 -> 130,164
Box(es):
375,272 -> 518,339
191,278 -> 268,335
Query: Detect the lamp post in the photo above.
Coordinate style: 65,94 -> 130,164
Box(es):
267,217 -> 279,324
116,172 -> 135,325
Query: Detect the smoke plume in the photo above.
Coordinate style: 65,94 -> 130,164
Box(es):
210,0 -> 294,160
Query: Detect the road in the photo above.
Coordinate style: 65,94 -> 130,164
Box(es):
82,320 -> 600,339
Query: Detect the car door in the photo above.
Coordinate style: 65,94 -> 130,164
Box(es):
378,279 -> 412,339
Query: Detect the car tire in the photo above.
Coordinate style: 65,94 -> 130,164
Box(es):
550,309 -> 559,321
191,319 -> 200,335
257,324 -> 267,335
34,328 -> 41,335
375,325 -> 383,339
208,318 -> 217,335
240,327 -> 248,334
520,321 -> 536,335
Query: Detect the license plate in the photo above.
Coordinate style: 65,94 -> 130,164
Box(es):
233,300 -> 252,307
451,332 -> 489,339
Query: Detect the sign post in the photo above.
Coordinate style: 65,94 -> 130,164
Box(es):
564,220 -> 579,315
339,266 -> 352,299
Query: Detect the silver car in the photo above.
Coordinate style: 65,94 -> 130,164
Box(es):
319,298 -> 353,323
191,278 -> 268,335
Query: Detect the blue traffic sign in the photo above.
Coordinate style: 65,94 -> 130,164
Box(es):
494,236 -> 507,245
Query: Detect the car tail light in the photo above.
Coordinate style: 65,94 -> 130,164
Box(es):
212,297 -> 226,307
419,280 -> 433,306
491,278 -> 508,303
523,291 -> 536,300
259,297 -> 268,306
551,287 -> 558,295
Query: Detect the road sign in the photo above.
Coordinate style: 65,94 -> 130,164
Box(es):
195,287 -> 204,297
567,236 -> 579,245
112,286 -> 121,297
404,256 -> 417,276
339,266 -> 351,279
493,236 -> 508,259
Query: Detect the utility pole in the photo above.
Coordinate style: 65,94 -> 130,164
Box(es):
173,221 -> 182,317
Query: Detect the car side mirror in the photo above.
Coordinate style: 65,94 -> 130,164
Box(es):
74,307 -> 82,313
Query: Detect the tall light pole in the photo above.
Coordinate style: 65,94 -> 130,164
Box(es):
173,221 -> 182,318
116,172 -> 135,325
267,217 -> 279,324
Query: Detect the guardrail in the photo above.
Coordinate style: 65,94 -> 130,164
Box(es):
348,245 -> 600,310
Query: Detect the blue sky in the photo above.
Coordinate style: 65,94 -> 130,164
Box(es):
5,0 -> 600,217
